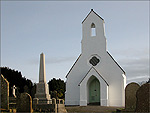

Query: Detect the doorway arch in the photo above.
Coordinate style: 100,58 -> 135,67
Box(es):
88,76 -> 100,105
79,67 -> 109,106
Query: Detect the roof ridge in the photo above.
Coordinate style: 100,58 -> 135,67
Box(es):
82,9 -> 104,24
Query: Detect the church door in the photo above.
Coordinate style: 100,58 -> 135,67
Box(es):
89,77 -> 100,105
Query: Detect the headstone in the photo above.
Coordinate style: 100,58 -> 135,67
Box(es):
125,82 -> 140,111
34,53 -> 51,104
1,74 -> 9,110
11,85 -> 17,98
136,83 -> 150,112
16,93 -> 32,113
10,86 -> 17,109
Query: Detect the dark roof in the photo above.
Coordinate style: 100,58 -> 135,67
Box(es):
82,9 -> 104,24
107,51 -> 126,74
66,54 -> 82,78
78,67 -> 109,86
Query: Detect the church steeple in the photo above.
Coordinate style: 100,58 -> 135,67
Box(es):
81,9 -> 106,55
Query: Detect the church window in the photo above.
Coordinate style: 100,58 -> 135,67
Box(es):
91,23 -> 96,36
89,56 -> 100,66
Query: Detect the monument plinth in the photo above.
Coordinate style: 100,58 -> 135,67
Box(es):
34,53 -> 51,104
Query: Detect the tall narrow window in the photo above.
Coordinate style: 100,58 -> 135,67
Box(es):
91,23 -> 96,36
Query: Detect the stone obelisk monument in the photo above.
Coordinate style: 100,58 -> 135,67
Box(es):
34,53 -> 51,104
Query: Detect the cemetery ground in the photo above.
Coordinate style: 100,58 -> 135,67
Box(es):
65,105 -> 124,113
1,67 -> 150,112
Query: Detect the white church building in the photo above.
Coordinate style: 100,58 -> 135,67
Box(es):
65,9 -> 126,107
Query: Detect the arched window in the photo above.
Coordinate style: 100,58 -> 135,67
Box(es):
91,23 -> 96,36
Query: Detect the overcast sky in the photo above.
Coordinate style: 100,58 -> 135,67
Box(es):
1,1 -> 149,84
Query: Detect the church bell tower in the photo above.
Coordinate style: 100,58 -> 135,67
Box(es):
81,9 -> 107,55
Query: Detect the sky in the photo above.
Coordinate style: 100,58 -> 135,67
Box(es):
1,1 -> 149,84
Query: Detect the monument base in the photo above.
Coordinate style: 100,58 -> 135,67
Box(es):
35,93 -> 51,99
33,98 -> 52,104
34,82 -> 51,104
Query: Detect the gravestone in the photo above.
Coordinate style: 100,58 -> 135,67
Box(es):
16,93 -> 32,113
9,85 -> 17,109
125,82 -> 140,111
1,74 -> 9,110
11,85 -> 17,98
136,83 -> 150,112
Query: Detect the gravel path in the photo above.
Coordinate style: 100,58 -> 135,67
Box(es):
65,106 -> 124,113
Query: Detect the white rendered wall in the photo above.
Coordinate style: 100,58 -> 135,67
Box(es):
97,52 -> 126,106
65,55 -> 90,105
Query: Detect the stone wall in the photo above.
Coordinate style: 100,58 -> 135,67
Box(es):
33,98 -> 57,112
57,99 -> 67,113
1,74 -> 9,110
33,98 -> 66,113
